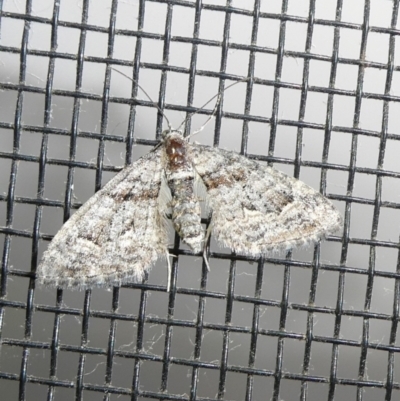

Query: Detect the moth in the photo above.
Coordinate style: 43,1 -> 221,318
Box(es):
37,81 -> 342,291
37,132 -> 342,291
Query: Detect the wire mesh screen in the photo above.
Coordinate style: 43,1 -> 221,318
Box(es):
1,0 -> 400,400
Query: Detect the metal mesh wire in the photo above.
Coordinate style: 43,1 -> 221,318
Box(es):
1,0 -> 400,400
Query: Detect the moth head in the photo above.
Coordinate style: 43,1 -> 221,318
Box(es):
161,129 -> 184,141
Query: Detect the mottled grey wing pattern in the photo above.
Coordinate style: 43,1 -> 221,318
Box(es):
38,149 -> 168,289
191,145 -> 342,256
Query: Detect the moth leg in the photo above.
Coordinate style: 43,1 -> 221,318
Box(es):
202,221 -> 212,272
165,252 -> 177,291
203,251 -> 211,272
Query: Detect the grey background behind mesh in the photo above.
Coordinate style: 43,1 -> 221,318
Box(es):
1,0 -> 400,400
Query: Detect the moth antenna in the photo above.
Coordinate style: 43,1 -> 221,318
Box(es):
111,67 -> 172,131
179,79 -> 248,141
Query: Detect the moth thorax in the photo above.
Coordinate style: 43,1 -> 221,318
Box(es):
164,134 -> 189,170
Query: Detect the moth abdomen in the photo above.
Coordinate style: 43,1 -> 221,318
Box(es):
163,132 -> 204,253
